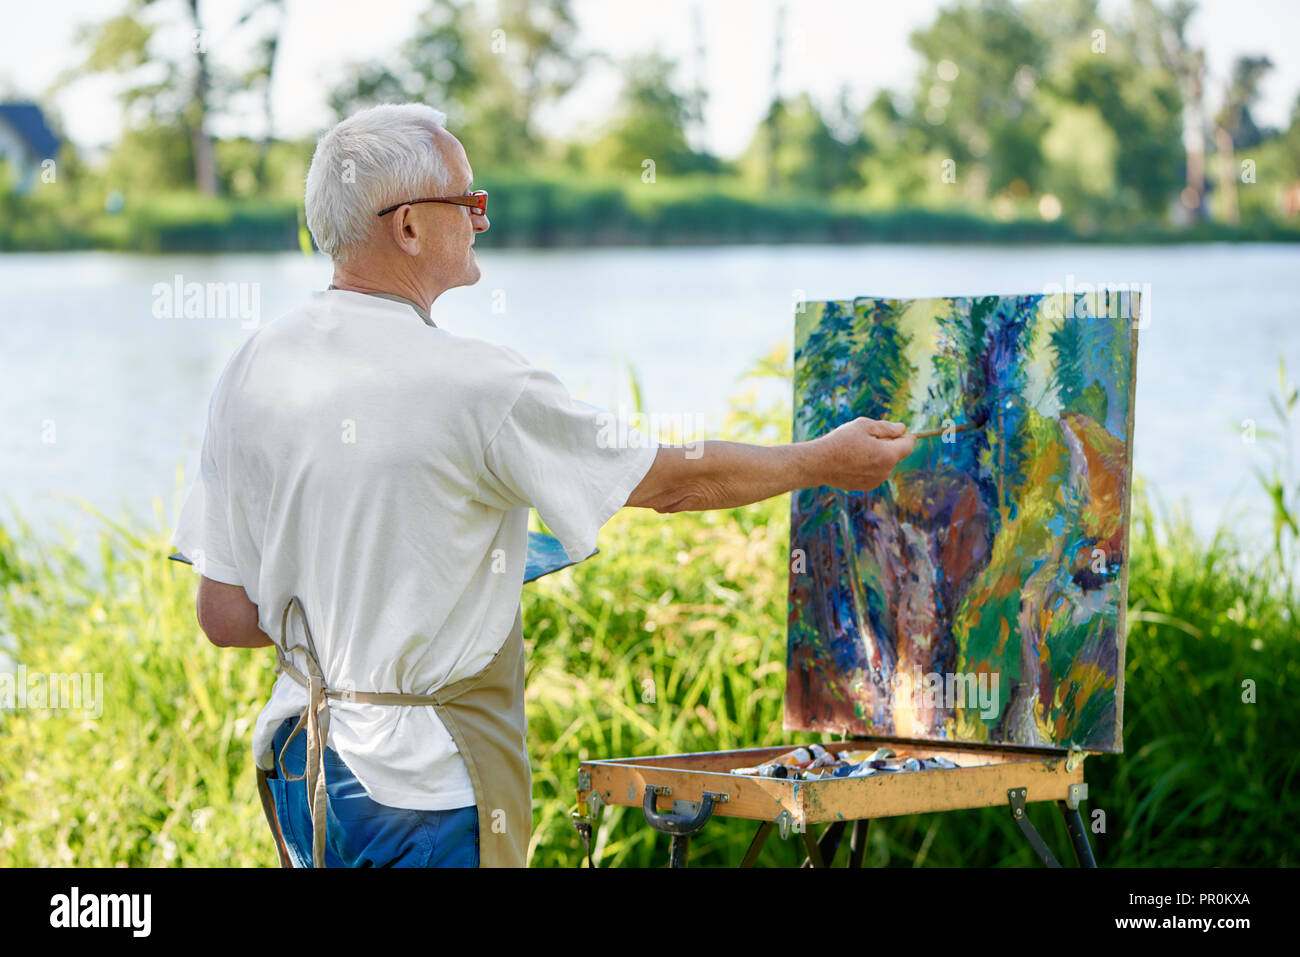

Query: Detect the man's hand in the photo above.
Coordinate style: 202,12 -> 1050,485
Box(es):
808,418 -> 916,492
197,576 -> 273,648
626,417 -> 915,514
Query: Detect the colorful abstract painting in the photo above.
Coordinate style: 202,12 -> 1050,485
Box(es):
786,294 -> 1137,753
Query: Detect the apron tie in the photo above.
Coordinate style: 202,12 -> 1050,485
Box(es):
273,596 -> 446,867
265,595 -> 530,868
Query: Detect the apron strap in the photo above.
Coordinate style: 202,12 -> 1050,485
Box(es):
271,596 -> 448,868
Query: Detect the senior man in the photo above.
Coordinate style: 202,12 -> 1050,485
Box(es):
173,103 -> 915,868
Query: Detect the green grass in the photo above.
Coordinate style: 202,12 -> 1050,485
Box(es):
0,370 -> 1296,867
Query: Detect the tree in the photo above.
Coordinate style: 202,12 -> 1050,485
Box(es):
585,52 -> 720,175
1213,55 -> 1273,225
76,0 -> 220,193
65,0 -> 285,197
854,91 -> 933,208
1040,25 -> 1184,221
328,0 -> 587,167
327,1 -> 489,141
1037,96 -> 1120,228
907,0 -> 1051,196
182,0 -> 217,194
1132,0 -> 1208,222
738,93 -> 866,196
494,0 -> 583,152
235,0 -> 287,191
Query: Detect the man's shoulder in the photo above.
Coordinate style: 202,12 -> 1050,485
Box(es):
438,330 -> 535,374
426,332 -> 544,415
288,292 -> 536,368
224,292 -> 544,409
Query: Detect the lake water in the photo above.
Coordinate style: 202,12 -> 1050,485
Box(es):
1,243 -> 1297,550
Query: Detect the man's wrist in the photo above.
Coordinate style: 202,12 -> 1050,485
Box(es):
788,437 -> 829,492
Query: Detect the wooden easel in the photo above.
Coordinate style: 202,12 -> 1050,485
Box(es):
573,735 -> 1098,867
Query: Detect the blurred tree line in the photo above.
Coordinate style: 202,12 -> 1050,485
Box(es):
4,0 -> 1299,250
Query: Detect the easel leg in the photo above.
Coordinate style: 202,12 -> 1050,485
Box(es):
801,826 -> 825,867
740,821 -> 774,868
800,820 -> 845,867
1007,787 -> 1062,868
668,834 -> 691,868
1056,800 -> 1098,868
848,819 -> 870,868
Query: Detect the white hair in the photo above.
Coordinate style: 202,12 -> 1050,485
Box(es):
305,103 -> 451,262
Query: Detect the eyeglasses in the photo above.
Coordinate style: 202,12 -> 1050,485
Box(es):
376,189 -> 488,218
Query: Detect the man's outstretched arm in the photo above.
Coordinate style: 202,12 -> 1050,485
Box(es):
626,418 -> 915,513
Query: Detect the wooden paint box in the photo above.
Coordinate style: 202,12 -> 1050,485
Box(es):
576,736 -> 1091,867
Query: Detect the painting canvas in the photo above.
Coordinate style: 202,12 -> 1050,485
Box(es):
786,293 -> 1138,753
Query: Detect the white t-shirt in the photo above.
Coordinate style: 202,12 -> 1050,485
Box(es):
172,288 -> 659,810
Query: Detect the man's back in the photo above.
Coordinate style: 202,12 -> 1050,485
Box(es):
179,287 -> 569,810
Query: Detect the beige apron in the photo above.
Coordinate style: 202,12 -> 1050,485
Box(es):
255,595 -> 531,868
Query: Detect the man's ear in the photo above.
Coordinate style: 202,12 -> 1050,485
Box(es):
388,206 -> 422,256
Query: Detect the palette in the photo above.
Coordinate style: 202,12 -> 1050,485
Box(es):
576,292 -> 1137,867
169,528 -> 592,584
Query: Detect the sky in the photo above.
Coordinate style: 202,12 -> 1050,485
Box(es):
2,0 -> 1298,159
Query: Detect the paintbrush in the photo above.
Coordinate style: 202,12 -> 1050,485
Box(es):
910,407 -> 989,439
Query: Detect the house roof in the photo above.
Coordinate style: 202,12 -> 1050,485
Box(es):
0,102 -> 60,159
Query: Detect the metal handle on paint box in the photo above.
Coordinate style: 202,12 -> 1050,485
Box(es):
641,787 -> 728,835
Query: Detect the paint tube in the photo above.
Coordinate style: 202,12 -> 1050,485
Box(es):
732,755 -> 961,778
838,749 -> 874,764
730,761 -> 790,777
730,744 -> 964,779
808,744 -> 839,768
785,747 -> 813,766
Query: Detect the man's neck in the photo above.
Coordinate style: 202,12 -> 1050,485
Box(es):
328,282 -> 435,327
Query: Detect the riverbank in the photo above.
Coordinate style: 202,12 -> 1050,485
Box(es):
4,170 -> 1299,253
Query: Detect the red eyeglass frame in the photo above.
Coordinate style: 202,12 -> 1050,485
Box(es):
376,189 -> 488,218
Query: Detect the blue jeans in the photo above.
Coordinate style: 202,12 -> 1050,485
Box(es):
264,716 -> 479,867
